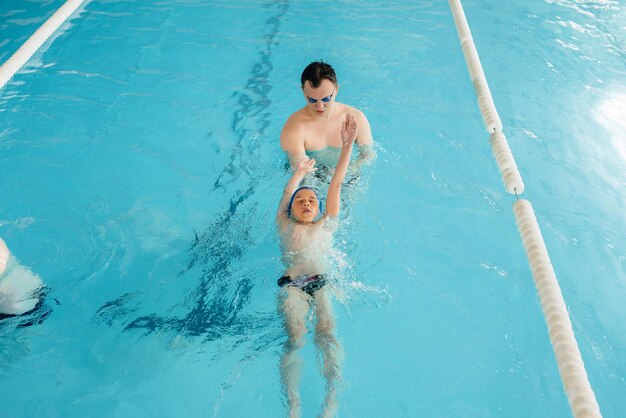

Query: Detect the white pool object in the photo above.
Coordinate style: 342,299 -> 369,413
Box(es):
451,2 -> 502,133
449,0 -> 603,416
449,0 -> 518,190
513,201 -> 602,418
489,132 -> 525,194
0,0 -> 88,90
0,239 -> 43,316
0,239 -> 8,273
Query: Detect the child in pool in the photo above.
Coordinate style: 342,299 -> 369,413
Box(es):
276,113 -> 357,418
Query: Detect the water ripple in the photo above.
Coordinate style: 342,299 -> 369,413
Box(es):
96,1 -> 290,348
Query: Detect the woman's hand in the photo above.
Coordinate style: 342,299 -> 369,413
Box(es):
341,113 -> 358,147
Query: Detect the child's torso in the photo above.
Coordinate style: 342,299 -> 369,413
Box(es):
280,219 -> 335,277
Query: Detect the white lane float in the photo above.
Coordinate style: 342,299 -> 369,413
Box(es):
448,0 -> 602,416
513,201 -> 601,418
489,131 -> 524,194
0,0 -> 88,90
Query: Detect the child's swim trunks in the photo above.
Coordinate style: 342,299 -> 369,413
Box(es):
277,274 -> 326,297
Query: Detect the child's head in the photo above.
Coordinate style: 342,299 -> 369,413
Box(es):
288,186 -> 322,223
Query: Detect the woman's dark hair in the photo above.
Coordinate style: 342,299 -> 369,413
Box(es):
301,60 -> 337,88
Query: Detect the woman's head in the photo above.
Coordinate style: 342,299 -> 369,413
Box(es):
300,60 -> 337,89
288,187 -> 322,223
301,61 -> 339,120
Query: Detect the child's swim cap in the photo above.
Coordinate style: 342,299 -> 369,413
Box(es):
287,186 -> 322,218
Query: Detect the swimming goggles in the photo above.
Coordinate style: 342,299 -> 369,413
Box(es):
306,93 -> 333,103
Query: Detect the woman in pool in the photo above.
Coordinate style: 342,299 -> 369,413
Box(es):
276,113 -> 357,418
280,60 -> 374,170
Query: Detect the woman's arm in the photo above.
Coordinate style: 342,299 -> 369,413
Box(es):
354,109 -> 376,168
325,114 -> 357,217
280,116 -> 308,170
276,159 -> 317,228
355,109 -> 373,147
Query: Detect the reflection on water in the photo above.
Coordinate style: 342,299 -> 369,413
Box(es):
94,1 -> 289,350
593,90 -> 626,162
545,0 -> 621,18
0,286 -> 55,373
0,288 -> 54,329
544,0 -> 625,60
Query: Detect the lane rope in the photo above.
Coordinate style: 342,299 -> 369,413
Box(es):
448,1 -> 602,417
0,0 -> 87,90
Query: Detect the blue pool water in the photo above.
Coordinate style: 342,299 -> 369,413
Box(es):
1,1 -> 625,417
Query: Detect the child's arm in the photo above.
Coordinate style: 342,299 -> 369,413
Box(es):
325,114 -> 357,217
276,158 -> 317,228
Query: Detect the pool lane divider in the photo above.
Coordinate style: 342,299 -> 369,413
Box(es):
448,1 -> 602,417
0,0 -> 87,90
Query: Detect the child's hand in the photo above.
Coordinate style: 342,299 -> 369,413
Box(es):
341,113 -> 358,147
296,158 -> 317,175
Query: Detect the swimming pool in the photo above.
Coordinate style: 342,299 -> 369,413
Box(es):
1,0 -> 625,416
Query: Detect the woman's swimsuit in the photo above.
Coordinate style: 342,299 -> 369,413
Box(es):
278,274 -> 327,297
305,146 -> 343,168
303,145 -> 366,188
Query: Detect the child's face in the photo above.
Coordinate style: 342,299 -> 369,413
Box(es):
291,189 -> 320,223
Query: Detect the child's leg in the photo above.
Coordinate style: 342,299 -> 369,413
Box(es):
279,286 -> 310,417
313,288 -> 344,417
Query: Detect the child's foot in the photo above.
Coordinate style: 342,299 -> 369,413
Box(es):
286,390 -> 301,418
319,386 -> 338,418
